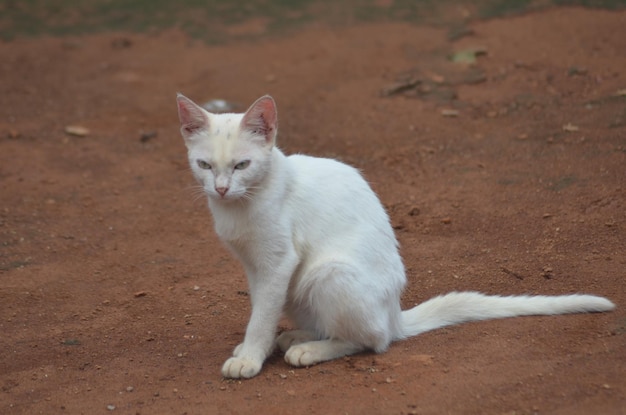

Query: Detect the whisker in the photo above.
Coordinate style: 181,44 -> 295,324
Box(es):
182,183 -> 209,206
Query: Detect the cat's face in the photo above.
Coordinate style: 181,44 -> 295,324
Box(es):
177,94 -> 278,202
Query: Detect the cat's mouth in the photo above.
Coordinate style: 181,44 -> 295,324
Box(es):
209,189 -> 247,203
212,192 -> 236,202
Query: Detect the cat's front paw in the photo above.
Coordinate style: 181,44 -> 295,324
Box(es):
233,343 -> 244,357
284,343 -> 320,367
222,356 -> 263,379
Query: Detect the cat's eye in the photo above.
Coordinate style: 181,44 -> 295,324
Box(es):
234,160 -> 251,170
197,160 -> 212,170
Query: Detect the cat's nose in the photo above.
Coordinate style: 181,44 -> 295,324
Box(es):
215,187 -> 229,197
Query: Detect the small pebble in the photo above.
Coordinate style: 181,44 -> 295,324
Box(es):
111,38 -> 132,49
568,66 -> 587,76
408,207 -> 420,216
140,131 -> 157,143
202,99 -> 237,113
65,125 -> 90,137
562,123 -> 579,132
106,404 -> 116,411
441,109 -> 459,117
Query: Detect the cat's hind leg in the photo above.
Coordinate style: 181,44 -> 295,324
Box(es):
284,339 -> 363,367
276,330 -> 316,352
285,261 -> 399,368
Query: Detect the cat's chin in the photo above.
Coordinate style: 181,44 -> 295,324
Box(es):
208,192 -> 247,203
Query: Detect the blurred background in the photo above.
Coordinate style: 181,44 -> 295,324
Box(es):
1,1 -> 625,415
2,0 -> 625,41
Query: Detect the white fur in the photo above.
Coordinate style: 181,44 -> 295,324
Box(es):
176,94 -> 615,379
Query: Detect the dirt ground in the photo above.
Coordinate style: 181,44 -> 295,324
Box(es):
1,5 -> 625,415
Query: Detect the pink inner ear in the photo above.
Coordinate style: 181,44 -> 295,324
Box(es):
254,97 -> 277,128
241,96 -> 277,143
177,95 -> 208,135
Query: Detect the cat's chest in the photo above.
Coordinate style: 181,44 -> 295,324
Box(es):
217,217 -> 284,273
211,205 -> 296,267
212,212 -> 251,242
210,205 -> 269,246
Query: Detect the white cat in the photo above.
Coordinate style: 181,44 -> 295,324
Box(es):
176,93 -> 615,379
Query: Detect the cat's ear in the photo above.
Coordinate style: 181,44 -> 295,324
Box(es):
240,95 -> 277,147
176,93 -> 209,141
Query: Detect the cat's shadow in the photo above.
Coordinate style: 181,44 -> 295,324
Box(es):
264,347 -> 374,373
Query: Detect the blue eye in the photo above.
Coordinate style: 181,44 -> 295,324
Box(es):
197,160 -> 212,170
234,160 -> 251,170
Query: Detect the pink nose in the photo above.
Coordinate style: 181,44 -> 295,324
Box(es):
215,187 -> 229,197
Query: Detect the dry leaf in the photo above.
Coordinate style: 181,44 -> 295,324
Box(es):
450,47 -> 487,64
381,78 -> 421,97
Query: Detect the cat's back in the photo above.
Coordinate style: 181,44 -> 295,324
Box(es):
283,153 -> 403,283
284,153 -> 388,226
286,154 -> 373,198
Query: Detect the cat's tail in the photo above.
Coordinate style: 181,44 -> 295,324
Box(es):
398,291 -> 615,339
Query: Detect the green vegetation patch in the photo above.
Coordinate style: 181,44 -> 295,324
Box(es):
0,0 -> 624,41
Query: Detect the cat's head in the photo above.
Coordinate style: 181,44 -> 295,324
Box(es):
176,94 -> 278,202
